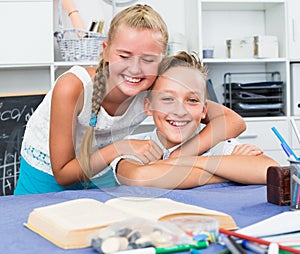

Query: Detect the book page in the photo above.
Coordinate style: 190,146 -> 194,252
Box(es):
105,197 -> 233,222
27,198 -> 133,231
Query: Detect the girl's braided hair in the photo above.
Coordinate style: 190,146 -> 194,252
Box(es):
79,4 -> 168,182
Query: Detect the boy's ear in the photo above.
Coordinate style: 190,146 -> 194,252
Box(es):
144,97 -> 153,116
201,100 -> 208,119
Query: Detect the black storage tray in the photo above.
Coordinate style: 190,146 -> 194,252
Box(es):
234,102 -> 283,110
226,81 -> 283,90
231,109 -> 284,117
233,92 -> 282,100
224,91 -> 283,103
222,72 -> 284,117
223,102 -> 284,117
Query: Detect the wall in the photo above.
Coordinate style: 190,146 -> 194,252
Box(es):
53,0 -> 186,44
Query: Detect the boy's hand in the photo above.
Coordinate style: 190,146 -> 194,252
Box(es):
231,144 -> 263,156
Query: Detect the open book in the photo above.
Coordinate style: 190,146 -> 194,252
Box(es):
25,197 -> 237,249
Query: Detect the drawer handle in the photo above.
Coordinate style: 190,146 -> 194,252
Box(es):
238,134 -> 258,139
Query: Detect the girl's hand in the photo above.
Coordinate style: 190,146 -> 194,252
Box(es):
116,139 -> 163,164
231,144 -> 263,156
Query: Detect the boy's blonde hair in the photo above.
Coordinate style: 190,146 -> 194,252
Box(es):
148,51 -> 207,100
158,51 -> 207,80
79,4 -> 169,182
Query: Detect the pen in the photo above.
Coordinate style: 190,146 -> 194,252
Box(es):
271,127 -> 299,161
242,240 -> 267,254
219,228 -> 300,254
220,235 -> 246,254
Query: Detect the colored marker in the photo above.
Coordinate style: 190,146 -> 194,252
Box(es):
155,241 -> 209,254
271,126 -> 299,161
242,240 -> 267,254
281,143 -> 292,158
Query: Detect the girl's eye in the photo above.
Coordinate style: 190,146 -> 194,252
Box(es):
119,54 -> 130,59
141,57 -> 155,63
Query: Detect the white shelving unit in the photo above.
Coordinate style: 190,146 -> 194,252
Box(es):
0,0 -> 299,165
182,0 -> 295,165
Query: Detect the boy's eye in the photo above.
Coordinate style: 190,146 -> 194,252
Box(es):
161,96 -> 174,102
187,98 -> 200,103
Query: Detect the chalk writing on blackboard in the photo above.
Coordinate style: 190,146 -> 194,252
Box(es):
0,93 -> 45,195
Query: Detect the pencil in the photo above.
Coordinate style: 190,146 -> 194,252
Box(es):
219,228 -> 300,254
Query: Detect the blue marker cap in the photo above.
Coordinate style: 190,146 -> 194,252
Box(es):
242,240 -> 267,254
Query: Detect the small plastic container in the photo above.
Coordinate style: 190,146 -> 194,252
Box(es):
202,48 -> 214,58
166,216 -> 219,243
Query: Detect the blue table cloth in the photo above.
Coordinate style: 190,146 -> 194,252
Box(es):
0,183 -> 289,254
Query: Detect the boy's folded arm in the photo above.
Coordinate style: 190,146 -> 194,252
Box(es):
116,158 -> 228,189
116,153 -> 279,187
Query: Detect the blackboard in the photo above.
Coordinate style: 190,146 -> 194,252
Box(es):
0,93 -> 46,195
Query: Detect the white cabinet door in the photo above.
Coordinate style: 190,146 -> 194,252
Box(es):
238,120 -> 289,150
291,63 -> 300,116
0,0 -> 53,64
237,120 -> 289,165
287,0 -> 300,60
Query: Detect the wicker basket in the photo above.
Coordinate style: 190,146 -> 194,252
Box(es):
54,0 -> 106,61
